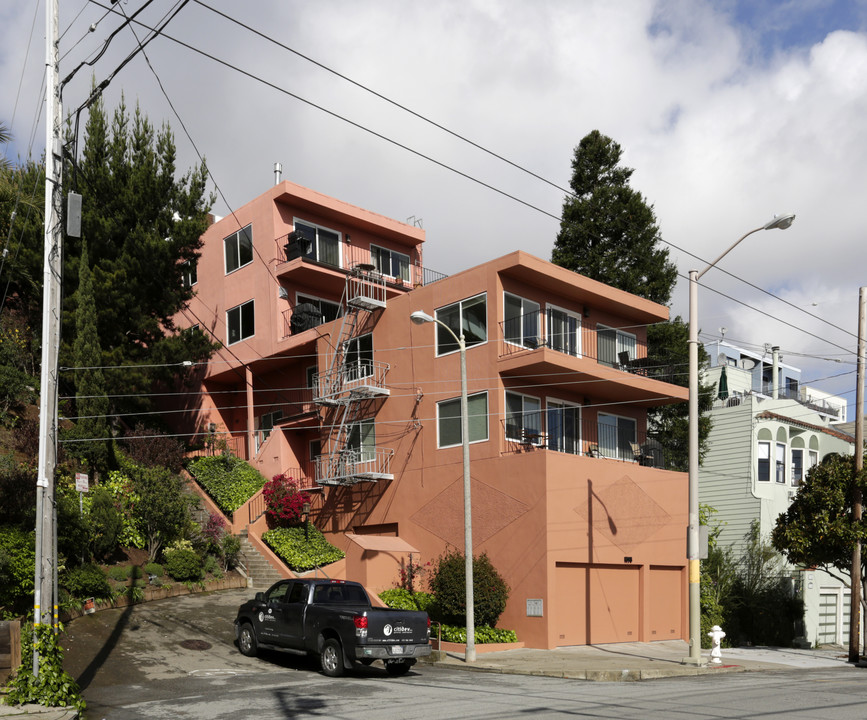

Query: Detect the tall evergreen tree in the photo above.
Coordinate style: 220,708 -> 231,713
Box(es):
59,95 -> 217,415
552,130 -> 677,305
551,130 -> 711,467
65,239 -> 111,472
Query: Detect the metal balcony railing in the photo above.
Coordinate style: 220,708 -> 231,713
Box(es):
314,360 -> 390,404
274,234 -> 447,289
314,447 -> 394,485
501,409 -> 680,470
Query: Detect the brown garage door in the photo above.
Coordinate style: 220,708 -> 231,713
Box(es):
648,565 -> 682,640
555,563 -> 639,646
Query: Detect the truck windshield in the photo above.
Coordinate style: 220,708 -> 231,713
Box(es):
312,584 -> 368,605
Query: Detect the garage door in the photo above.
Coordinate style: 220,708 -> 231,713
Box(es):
648,566 -> 682,640
555,563 -> 639,646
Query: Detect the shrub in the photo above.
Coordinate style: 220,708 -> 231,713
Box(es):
89,486 -> 123,561
379,589 -> 438,615
262,473 -> 310,527
164,547 -> 204,582
187,455 -> 266,513
0,525 -> 35,616
203,554 -> 220,575
0,456 -> 37,524
429,550 -> 510,628
201,512 -> 227,551
262,526 -> 345,572
144,562 -> 164,578
220,534 -> 241,571
437,624 -> 518,644
61,563 -> 111,600
107,565 -> 132,582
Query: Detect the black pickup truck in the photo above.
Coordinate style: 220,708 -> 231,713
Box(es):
234,578 -> 431,677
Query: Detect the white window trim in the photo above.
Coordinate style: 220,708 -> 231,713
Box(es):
546,302 -> 582,357
546,397 -> 582,454
223,224 -> 253,275
596,323 -> 637,365
775,442 -> 786,484
226,299 -> 255,346
437,391 -> 489,449
293,217 -> 343,267
434,292 -> 488,357
505,390 -> 542,443
503,292 -> 541,350
295,292 -> 343,324
791,447 -> 804,487
597,412 -> 637,460
371,243 -> 411,281
757,440 -> 771,482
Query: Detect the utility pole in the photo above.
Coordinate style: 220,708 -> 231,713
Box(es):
33,0 -> 63,674
850,286 -> 866,663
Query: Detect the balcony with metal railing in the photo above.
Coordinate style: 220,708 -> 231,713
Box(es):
274,233 -> 448,294
314,446 -> 394,485
500,408 -> 679,470
497,310 -> 686,405
313,360 -> 390,405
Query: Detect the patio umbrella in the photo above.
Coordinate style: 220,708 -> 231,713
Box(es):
717,366 -> 729,400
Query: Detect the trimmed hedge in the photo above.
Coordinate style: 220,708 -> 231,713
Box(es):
437,624 -> 518,644
187,455 -> 266,513
262,526 -> 344,572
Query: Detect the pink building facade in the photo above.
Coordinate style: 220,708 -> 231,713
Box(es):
173,180 -> 690,649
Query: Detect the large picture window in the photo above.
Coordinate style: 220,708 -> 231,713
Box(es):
437,392 -> 488,448
345,334 -> 373,381
504,293 -> 540,349
371,245 -> 410,282
227,300 -> 254,345
435,294 -> 487,355
297,294 -> 342,326
224,225 -> 253,274
295,220 -> 340,267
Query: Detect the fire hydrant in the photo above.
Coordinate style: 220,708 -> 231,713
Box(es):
708,625 -> 726,664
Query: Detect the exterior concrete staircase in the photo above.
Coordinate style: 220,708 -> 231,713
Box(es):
238,530 -> 285,589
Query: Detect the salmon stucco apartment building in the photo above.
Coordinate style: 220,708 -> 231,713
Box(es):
170,179 -> 690,650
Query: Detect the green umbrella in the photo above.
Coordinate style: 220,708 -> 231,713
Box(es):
717,366 -> 729,400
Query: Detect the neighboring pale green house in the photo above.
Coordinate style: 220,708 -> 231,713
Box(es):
700,341 -> 855,647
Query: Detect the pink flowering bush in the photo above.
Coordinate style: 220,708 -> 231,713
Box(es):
263,473 -> 311,527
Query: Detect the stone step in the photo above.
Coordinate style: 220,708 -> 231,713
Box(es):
238,535 -> 284,589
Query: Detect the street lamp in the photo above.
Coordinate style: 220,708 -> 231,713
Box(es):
410,309 -> 476,663
684,213 -> 796,665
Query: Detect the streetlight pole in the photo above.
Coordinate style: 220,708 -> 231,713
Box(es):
410,310 -> 476,663
684,213 -> 795,666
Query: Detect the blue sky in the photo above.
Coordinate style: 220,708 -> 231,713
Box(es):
2,0 -> 866,416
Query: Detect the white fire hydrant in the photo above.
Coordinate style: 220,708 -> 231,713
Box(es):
708,625 -> 726,664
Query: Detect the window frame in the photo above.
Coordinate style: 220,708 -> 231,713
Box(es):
255,409 -> 283,453
504,390 -> 542,444
757,441 -> 771,482
775,442 -> 786,483
224,225 -> 253,274
546,398 -> 581,454
437,391 -> 489,448
371,244 -> 411,282
791,447 -> 804,487
503,292 -> 541,350
226,299 -> 255,345
347,418 -> 376,463
435,293 -> 487,356
294,218 -> 342,268
597,412 -> 637,461
596,324 -> 637,367
345,333 -> 374,380
182,259 -> 197,288
546,303 -> 581,357
296,293 -> 343,327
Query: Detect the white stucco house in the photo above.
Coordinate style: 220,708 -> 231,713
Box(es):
699,340 -> 856,647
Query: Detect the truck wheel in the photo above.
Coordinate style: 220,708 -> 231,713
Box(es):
385,661 -> 410,677
238,622 -> 258,657
320,638 -> 345,677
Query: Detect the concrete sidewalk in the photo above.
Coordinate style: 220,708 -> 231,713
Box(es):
420,639 -> 854,681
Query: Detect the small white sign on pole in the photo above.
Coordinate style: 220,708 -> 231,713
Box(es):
75,472 -> 89,493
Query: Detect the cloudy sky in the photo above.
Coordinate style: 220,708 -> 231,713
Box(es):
2,0 -> 866,418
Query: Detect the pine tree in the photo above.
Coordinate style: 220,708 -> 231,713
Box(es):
65,239 -> 111,472
552,130 -> 677,305
551,130 -> 710,466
